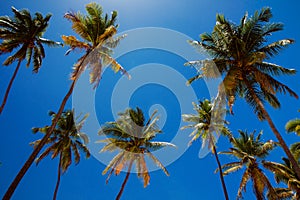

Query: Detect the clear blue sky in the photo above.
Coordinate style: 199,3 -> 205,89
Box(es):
1,0 -> 300,199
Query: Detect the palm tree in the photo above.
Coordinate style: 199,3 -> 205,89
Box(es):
262,116 -> 300,199
286,115 -> 300,136
286,114 -> 300,162
181,99 -> 230,200
31,110 -> 90,200
263,157 -> 300,199
3,3 -> 128,199
185,7 -> 300,179
0,6 -> 61,114
219,130 -> 278,199
98,107 -> 175,200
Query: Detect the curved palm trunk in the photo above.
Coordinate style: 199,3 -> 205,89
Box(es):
53,154 -> 62,200
0,59 -> 22,114
212,144 -> 229,200
244,80 -> 300,180
3,54 -> 89,200
116,160 -> 134,200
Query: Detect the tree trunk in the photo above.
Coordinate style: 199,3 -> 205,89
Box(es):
53,154 -> 62,200
0,59 -> 22,114
212,144 -> 229,200
2,54 -> 89,200
244,79 -> 300,180
115,161 -> 134,200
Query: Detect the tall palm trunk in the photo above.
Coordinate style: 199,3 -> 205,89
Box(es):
3,54 -> 89,200
0,59 -> 22,114
212,143 -> 229,200
244,79 -> 300,180
53,154 -> 62,200
116,160 -> 134,200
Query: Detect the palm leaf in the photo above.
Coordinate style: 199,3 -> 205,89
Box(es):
102,151 -> 125,175
237,169 -> 251,199
259,39 -> 294,58
286,119 -> 300,135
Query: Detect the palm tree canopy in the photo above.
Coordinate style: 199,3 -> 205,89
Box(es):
98,107 -> 175,187
31,110 -> 90,172
185,7 -> 298,119
182,99 -> 230,200
263,157 -> 300,193
62,2 -> 130,88
285,114 -> 300,161
286,119 -> 300,136
219,130 -> 278,199
181,99 -> 230,148
228,130 -> 277,159
0,6 -> 62,72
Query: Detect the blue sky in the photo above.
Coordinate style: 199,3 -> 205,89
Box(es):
0,0 -> 300,199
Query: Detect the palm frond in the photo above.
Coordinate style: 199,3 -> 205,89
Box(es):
237,169 -> 251,199
138,155 -> 150,187
61,35 -> 90,51
267,188 -> 294,200
259,39 -> 294,58
39,37 -> 62,47
71,143 -> 80,164
145,141 -> 176,152
61,148 -> 72,173
290,142 -> 300,161
3,44 -> 27,65
223,164 -> 243,175
285,119 -> 300,135
102,151 -> 125,175
104,34 -> 127,48
34,142 -> 59,164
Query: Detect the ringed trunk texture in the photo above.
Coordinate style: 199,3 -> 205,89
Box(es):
0,59 -> 22,114
115,161 -> 134,200
244,79 -> 300,180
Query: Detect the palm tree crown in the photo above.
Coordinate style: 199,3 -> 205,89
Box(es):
0,6 -> 61,70
286,116 -> 300,136
263,156 -> 300,200
62,2 -> 130,88
220,130 -> 278,199
31,110 -> 90,200
0,6 -> 61,114
99,107 -> 175,200
182,99 -> 230,147
181,99 -> 230,200
186,7 -> 297,118
285,113 -> 300,161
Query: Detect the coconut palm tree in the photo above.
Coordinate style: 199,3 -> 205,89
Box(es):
31,110 -> 90,200
185,7 -> 300,179
0,6 -> 62,114
262,116 -> 300,199
3,3 -> 128,199
219,130 -> 278,199
98,107 -> 175,200
286,115 -> 300,136
286,114 -> 300,162
263,157 -> 300,200
181,99 -> 230,200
